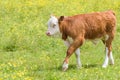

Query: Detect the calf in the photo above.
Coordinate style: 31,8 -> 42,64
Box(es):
46,10 -> 116,71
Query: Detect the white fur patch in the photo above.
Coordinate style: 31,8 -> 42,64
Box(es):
105,35 -> 109,40
102,47 -> 114,68
64,40 -> 70,47
64,37 -> 73,47
68,37 -> 73,43
102,56 -> 109,68
88,35 -> 109,45
109,51 -> 114,65
75,48 -> 82,68
102,47 -> 109,68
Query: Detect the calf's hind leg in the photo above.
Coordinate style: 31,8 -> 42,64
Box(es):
102,35 -> 114,68
75,48 -> 82,69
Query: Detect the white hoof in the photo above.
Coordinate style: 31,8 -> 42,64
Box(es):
110,61 -> 114,65
109,51 -> 114,65
102,64 -> 107,68
109,59 -> 114,65
62,62 -> 68,71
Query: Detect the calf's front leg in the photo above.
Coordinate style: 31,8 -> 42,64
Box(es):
62,37 -> 84,71
63,40 -> 82,70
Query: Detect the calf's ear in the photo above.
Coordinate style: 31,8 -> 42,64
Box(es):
50,14 -> 54,18
59,16 -> 64,22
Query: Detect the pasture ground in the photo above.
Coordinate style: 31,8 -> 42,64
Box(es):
0,0 -> 120,80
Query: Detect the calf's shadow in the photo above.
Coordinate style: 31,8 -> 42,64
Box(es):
57,63 -> 98,71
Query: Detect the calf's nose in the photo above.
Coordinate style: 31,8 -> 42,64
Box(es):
46,32 -> 51,36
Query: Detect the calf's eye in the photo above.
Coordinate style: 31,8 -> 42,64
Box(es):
53,24 -> 56,28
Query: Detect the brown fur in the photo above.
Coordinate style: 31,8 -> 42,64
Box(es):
58,10 -> 116,64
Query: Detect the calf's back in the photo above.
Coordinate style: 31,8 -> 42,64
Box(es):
59,11 -> 116,40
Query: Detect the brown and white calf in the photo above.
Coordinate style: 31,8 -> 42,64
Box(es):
46,10 -> 116,71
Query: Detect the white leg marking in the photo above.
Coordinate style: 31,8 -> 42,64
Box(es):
102,47 -> 109,68
105,35 -> 109,41
75,48 -> 82,69
63,40 -> 70,71
109,51 -> 114,65
62,62 -> 68,71
64,40 -> 70,47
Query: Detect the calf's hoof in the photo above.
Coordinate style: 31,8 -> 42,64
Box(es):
109,60 -> 114,65
62,66 -> 68,71
62,62 -> 68,71
77,65 -> 82,69
102,64 -> 107,68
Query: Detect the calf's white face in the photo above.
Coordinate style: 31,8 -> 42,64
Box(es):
46,16 -> 60,36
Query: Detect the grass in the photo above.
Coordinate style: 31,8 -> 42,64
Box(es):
0,0 -> 120,80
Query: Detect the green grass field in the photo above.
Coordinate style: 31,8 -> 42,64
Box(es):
0,0 -> 120,80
